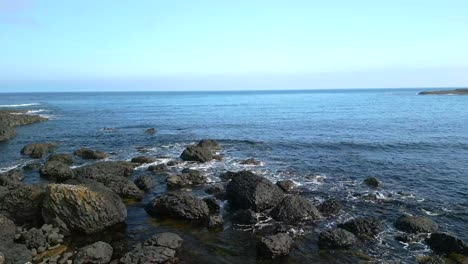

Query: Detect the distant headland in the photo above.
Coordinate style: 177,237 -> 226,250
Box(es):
418,88 -> 468,95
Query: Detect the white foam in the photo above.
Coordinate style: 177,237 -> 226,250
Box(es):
421,208 -> 439,216
0,164 -> 21,173
0,103 -> 40,107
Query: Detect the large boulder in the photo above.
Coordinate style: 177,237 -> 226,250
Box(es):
74,148 -> 108,160
318,228 -> 357,249
42,184 -> 127,234
119,233 -> 182,264
226,171 -> 284,212
338,217 -> 384,238
425,233 -> 468,255
257,233 -> 293,258
0,184 -> 46,226
145,192 -> 210,223
39,161 -> 75,182
21,142 -> 58,159
394,215 -> 438,234
180,139 -> 221,163
73,241 -> 113,264
166,169 -> 206,187
270,195 -> 321,223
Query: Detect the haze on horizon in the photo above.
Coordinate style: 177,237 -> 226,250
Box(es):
1,0 -> 468,92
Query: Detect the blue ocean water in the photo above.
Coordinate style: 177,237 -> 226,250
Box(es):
0,89 -> 467,263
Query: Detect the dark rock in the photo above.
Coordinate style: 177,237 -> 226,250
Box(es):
145,128 -> 157,134
197,139 -> 221,150
0,243 -> 32,264
232,209 -> 257,225
39,161 -> 75,182
0,111 -> 47,141
257,233 -> 293,258
270,195 -> 321,222
166,160 -> 180,167
21,142 -> 58,159
166,169 -> 206,187
364,177 -> 380,188
144,233 -> 183,249
119,233 -> 182,264
0,214 -> 16,244
23,162 -> 41,171
0,122 -> 15,142
419,88 -> 468,95
318,199 -> 342,216
219,171 -> 236,181
318,228 -> 357,249
148,163 -> 168,173
73,241 -> 113,264
207,215 -> 224,228
131,156 -> 156,164
134,175 -> 156,191
21,228 -> 47,249
395,215 -> 438,234
74,148 -> 108,160
240,158 -> 261,165
338,217 -> 385,238
226,171 -> 284,212
425,233 -> 468,255
205,183 -> 227,200
203,197 -> 221,214
417,255 -> 446,264
42,184 -> 127,234
47,154 -> 74,165
145,192 -> 210,223
0,184 -> 45,225
0,169 -> 24,187
276,180 -> 296,192
180,139 -> 221,163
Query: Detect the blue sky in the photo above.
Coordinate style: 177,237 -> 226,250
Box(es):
1,0 -> 468,91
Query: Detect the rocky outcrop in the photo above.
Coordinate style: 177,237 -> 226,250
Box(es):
257,233 -> 293,258
74,148 -> 108,160
47,154 -> 74,165
318,228 -> 357,249
419,88 -> 468,95
180,139 -> 221,163
226,171 -> 284,212
131,156 -> 156,164
363,177 -> 380,188
0,169 -> 24,187
0,122 -> 15,141
318,199 -> 342,216
166,169 -> 206,187
40,161 -> 75,182
276,180 -> 296,192
21,142 -> 58,159
394,215 -> 438,234
134,175 -> 156,191
145,192 -> 210,223
42,184 -> 127,234
270,195 -> 321,222
338,217 -> 384,238
73,241 -> 113,264
119,233 -> 183,264
0,110 -> 47,142
425,233 -> 468,255
0,184 -> 46,226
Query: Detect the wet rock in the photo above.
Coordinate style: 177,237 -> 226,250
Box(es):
166,160 -> 180,167
270,195 -> 321,222
23,162 -> 42,171
145,128 -> 157,134
73,241 -> 113,264
21,142 -> 58,159
148,163 -> 168,173
145,192 -> 210,223
119,233 -> 182,264
425,233 -> 468,255
166,169 -> 206,187
318,228 -> 357,249
318,199 -> 342,216
197,139 -> 221,150
226,171 -> 284,212
276,180 -> 296,192
395,233 -> 426,243
74,148 -> 108,160
40,161 -> 75,182
0,184 -> 45,225
134,175 -> 156,191
0,169 -> 24,187
395,215 -> 438,234
0,111 -> 47,141
203,197 -> 221,214
416,255 -> 445,264
47,154 -> 74,165
232,209 -> 257,225
338,217 -> 385,238
364,177 -> 381,188
180,139 -> 221,163
42,184 -> 127,234
205,183 -> 227,200
0,214 -> 16,244
21,228 -> 47,249
219,171 -> 236,181
144,232 -> 183,249
240,158 -> 261,165
207,215 -> 224,228
0,122 -> 15,141
131,156 -> 156,164
257,233 -> 293,258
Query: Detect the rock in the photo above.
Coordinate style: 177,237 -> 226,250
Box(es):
419,88 -> 468,95
23,162 -> 42,171
197,139 -> 221,150
131,156 -> 156,164
0,214 -> 16,244
0,169 -> 24,187
318,228 -> 357,249
318,199 -> 342,216
240,158 -> 261,165
39,161 -> 75,182
207,215 -> 224,228
119,233 -> 182,264
219,171 -> 236,181
0,252 -> 3,264
74,148 -> 108,160
145,128 -> 157,134
21,228 -> 47,249
21,142 -> 58,158
425,233 -> 468,255
166,160 -> 180,167
338,217 -> 385,238
0,123 -> 15,142
166,169 -> 206,187
0,111 -> 47,141
257,233 -> 293,258
416,255 -> 446,264
47,154 -> 74,165
232,209 -> 257,224
0,243 -> 32,264
226,171 -> 284,212
146,192 -> 210,223
73,241 -> 113,264
275,180 -> 296,192
0,184 -> 46,225
42,184 -> 127,234
364,177 -> 380,188
203,197 -> 221,214
205,183 -> 226,200
148,164 -> 168,173
134,175 -> 156,191
180,139 -> 221,163
395,215 -> 438,234
270,195 -> 321,222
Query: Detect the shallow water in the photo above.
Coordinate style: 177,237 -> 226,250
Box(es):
1,89 -> 467,263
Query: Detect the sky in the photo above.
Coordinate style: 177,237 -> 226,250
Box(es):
1,0 -> 468,91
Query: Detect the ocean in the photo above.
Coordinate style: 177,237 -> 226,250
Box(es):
0,89 -> 467,263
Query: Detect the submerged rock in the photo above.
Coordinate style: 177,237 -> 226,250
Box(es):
232,209 -> 257,225
318,199 -> 342,216
73,241 -> 113,264
146,192 -> 210,223
42,184 -> 127,234
257,233 -> 293,258
21,142 -> 58,159
425,233 -> 468,255
119,233 -> 182,264
226,171 -> 284,212
145,128 -> 157,134
270,195 -> 321,222
180,139 -> 221,163
338,217 -> 385,238
276,180 -> 296,192
363,177 -> 381,188
148,163 -> 168,173
318,228 -> 357,249
240,158 -> 261,165
74,148 -> 108,160
166,169 -> 206,187
134,175 -> 156,191
203,197 -> 221,214
395,215 -> 438,234
205,183 -> 227,200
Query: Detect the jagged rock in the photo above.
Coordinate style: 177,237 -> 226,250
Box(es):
119,233 -> 182,264
73,241 -> 113,264
42,184 -> 127,234
180,139 -> 221,163
318,228 -> 357,249
318,199 -> 342,216
131,156 -> 156,164
395,215 -> 438,234
0,184 -> 46,226
166,169 -> 206,187
146,192 -> 209,223
364,177 -> 380,188
134,175 -> 156,191
40,161 -> 75,182
47,154 -> 74,165
425,233 -> 468,255
416,255 -> 446,264
21,142 -> 58,159
338,217 -> 385,238
270,195 -> 321,222
74,148 -> 108,160
276,180 -> 296,192
226,171 -> 284,212
21,228 -> 47,249
257,233 -> 293,258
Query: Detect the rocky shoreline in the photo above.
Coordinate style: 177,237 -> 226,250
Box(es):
0,110 -> 48,141
0,132 -> 467,263
418,88 -> 468,95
